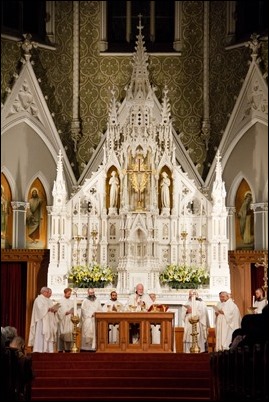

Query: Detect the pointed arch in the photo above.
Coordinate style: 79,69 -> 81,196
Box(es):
25,171 -> 52,205
1,172 -> 13,248
227,172 -> 256,206
1,166 -> 16,199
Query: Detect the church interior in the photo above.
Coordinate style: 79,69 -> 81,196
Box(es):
1,2 -> 268,401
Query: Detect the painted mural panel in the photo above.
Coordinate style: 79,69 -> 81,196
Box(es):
235,179 -> 254,250
1,173 -> 12,249
26,179 -> 47,249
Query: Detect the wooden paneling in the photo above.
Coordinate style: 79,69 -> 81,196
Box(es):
1,249 -> 49,350
175,327 -> 184,352
228,250 -> 267,317
95,312 -> 174,352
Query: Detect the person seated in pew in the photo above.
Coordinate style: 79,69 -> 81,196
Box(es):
236,304 -> 268,350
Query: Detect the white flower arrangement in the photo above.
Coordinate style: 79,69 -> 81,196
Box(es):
159,264 -> 209,289
67,263 -> 116,288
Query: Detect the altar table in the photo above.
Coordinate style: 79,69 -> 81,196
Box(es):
95,312 -> 175,353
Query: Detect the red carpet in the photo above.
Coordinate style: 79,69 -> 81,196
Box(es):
31,353 -> 211,401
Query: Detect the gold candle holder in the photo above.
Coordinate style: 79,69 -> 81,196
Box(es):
247,306 -> 257,314
188,315 -> 200,353
71,315 -> 80,353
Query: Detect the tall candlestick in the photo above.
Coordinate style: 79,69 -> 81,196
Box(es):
183,205 -> 186,231
78,197 -> 81,235
252,295 -> 255,307
74,292 -> 77,316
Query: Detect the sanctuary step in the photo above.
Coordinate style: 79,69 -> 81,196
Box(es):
31,352 -> 212,401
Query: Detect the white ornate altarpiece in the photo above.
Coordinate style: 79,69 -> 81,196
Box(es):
47,22 -> 230,319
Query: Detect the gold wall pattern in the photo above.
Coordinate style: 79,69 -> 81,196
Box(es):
1,1 -> 265,180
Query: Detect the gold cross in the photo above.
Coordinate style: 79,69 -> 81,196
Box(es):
126,151 -> 151,210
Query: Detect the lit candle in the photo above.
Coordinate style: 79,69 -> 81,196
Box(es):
78,197 -> 81,235
74,292 -> 77,316
252,295 -> 255,307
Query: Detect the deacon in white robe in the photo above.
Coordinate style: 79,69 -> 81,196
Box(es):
215,291 -> 241,351
148,292 -> 161,344
57,288 -> 74,351
81,288 -> 102,351
103,290 -> 124,344
182,290 -> 210,353
253,287 -> 268,314
28,287 -> 58,352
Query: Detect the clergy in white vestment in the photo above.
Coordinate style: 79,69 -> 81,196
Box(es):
103,290 -> 124,344
182,290 -> 210,353
80,288 -> 102,351
148,292 -> 161,344
125,283 -> 153,311
28,287 -> 59,352
125,283 -> 153,344
57,287 -> 74,351
253,287 -> 268,314
215,291 -> 241,351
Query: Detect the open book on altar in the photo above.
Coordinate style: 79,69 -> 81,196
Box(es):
52,302 -> 61,311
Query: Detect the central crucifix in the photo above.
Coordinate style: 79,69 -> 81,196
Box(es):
127,150 -> 151,211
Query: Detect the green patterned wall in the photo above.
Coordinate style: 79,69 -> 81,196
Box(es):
1,1 -> 266,180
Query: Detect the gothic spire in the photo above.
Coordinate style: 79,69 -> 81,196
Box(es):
126,14 -> 152,101
52,150 -> 67,208
212,150 -> 226,213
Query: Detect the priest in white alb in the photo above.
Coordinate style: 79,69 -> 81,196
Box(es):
182,290 -> 210,353
215,291 -> 241,351
80,288 -> 103,351
28,286 -> 59,352
57,287 -> 74,351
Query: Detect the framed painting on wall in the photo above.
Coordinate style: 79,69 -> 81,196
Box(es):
235,179 -> 254,250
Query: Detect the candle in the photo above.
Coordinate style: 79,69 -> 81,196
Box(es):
183,205 -> 186,231
78,197 -> 81,235
191,294 -> 195,317
193,294 -> 197,316
252,296 -> 255,307
74,292 -> 77,316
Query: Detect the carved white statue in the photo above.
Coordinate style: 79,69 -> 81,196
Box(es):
109,170 -> 119,208
160,172 -> 170,209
